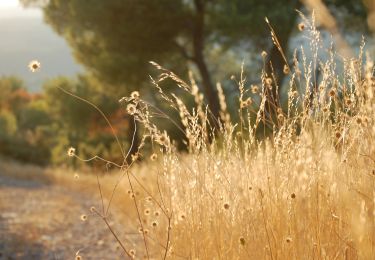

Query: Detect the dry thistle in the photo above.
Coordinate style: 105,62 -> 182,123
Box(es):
67,147 -> 76,157
28,60 -> 41,72
265,77 -> 273,86
283,64 -> 290,74
298,23 -> 305,31
329,89 -> 336,97
150,153 -> 158,161
251,85 -> 259,94
130,91 -> 140,100
126,104 -> 137,115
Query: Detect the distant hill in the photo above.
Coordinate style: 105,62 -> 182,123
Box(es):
0,16 -> 82,92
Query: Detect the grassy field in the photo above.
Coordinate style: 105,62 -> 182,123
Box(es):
2,17 -> 375,259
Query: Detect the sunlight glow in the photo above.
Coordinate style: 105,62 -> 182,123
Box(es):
0,0 -> 20,9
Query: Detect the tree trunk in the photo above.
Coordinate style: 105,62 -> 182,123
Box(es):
192,0 -> 221,125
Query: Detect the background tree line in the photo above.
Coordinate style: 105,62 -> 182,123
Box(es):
1,0 -> 373,166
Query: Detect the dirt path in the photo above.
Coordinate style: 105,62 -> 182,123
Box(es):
0,173 -> 131,260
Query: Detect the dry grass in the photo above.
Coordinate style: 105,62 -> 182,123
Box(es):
4,14 -> 375,259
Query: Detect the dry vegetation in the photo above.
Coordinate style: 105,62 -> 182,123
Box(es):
5,14 -> 375,259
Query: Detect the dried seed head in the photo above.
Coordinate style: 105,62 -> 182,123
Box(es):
144,209 -> 151,216
277,114 -> 284,122
322,107 -> 329,113
67,147 -> 76,157
345,98 -> 352,106
28,60 -> 41,72
178,213 -> 186,221
150,153 -> 158,161
80,214 -> 87,221
286,237 -> 293,243
298,23 -> 305,31
239,237 -> 246,246
290,193 -> 296,199
283,64 -> 290,74
129,249 -> 136,257
335,131 -> 341,139
356,117 -> 362,125
154,211 -> 160,217
329,89 -> 336,97
126,104 -> 137,115
75,255 -> 82,260
130,91 -> 140,100
223,203 -> 230,210
90,206 -> 96,213
152,221 -> 158,228
251,85 -> 259,94
261,51 -> 267,58
265,77 -> 273,86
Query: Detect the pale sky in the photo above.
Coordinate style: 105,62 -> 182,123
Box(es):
0,0 -> 42,18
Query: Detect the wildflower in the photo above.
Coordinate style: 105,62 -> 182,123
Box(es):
80,214 -> 87,221
28,60 -> 41,72
239,237 -> 246,246
251,85 -> 259,94
126,104 -> 137,115
130,91 -> 140,100
150,153 -> 158,161
298,23 -> 305,31
67,147 -> 75,157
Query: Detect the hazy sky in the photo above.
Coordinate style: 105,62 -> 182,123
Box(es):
0,0 -> 81,92
0,0 -> 42,18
